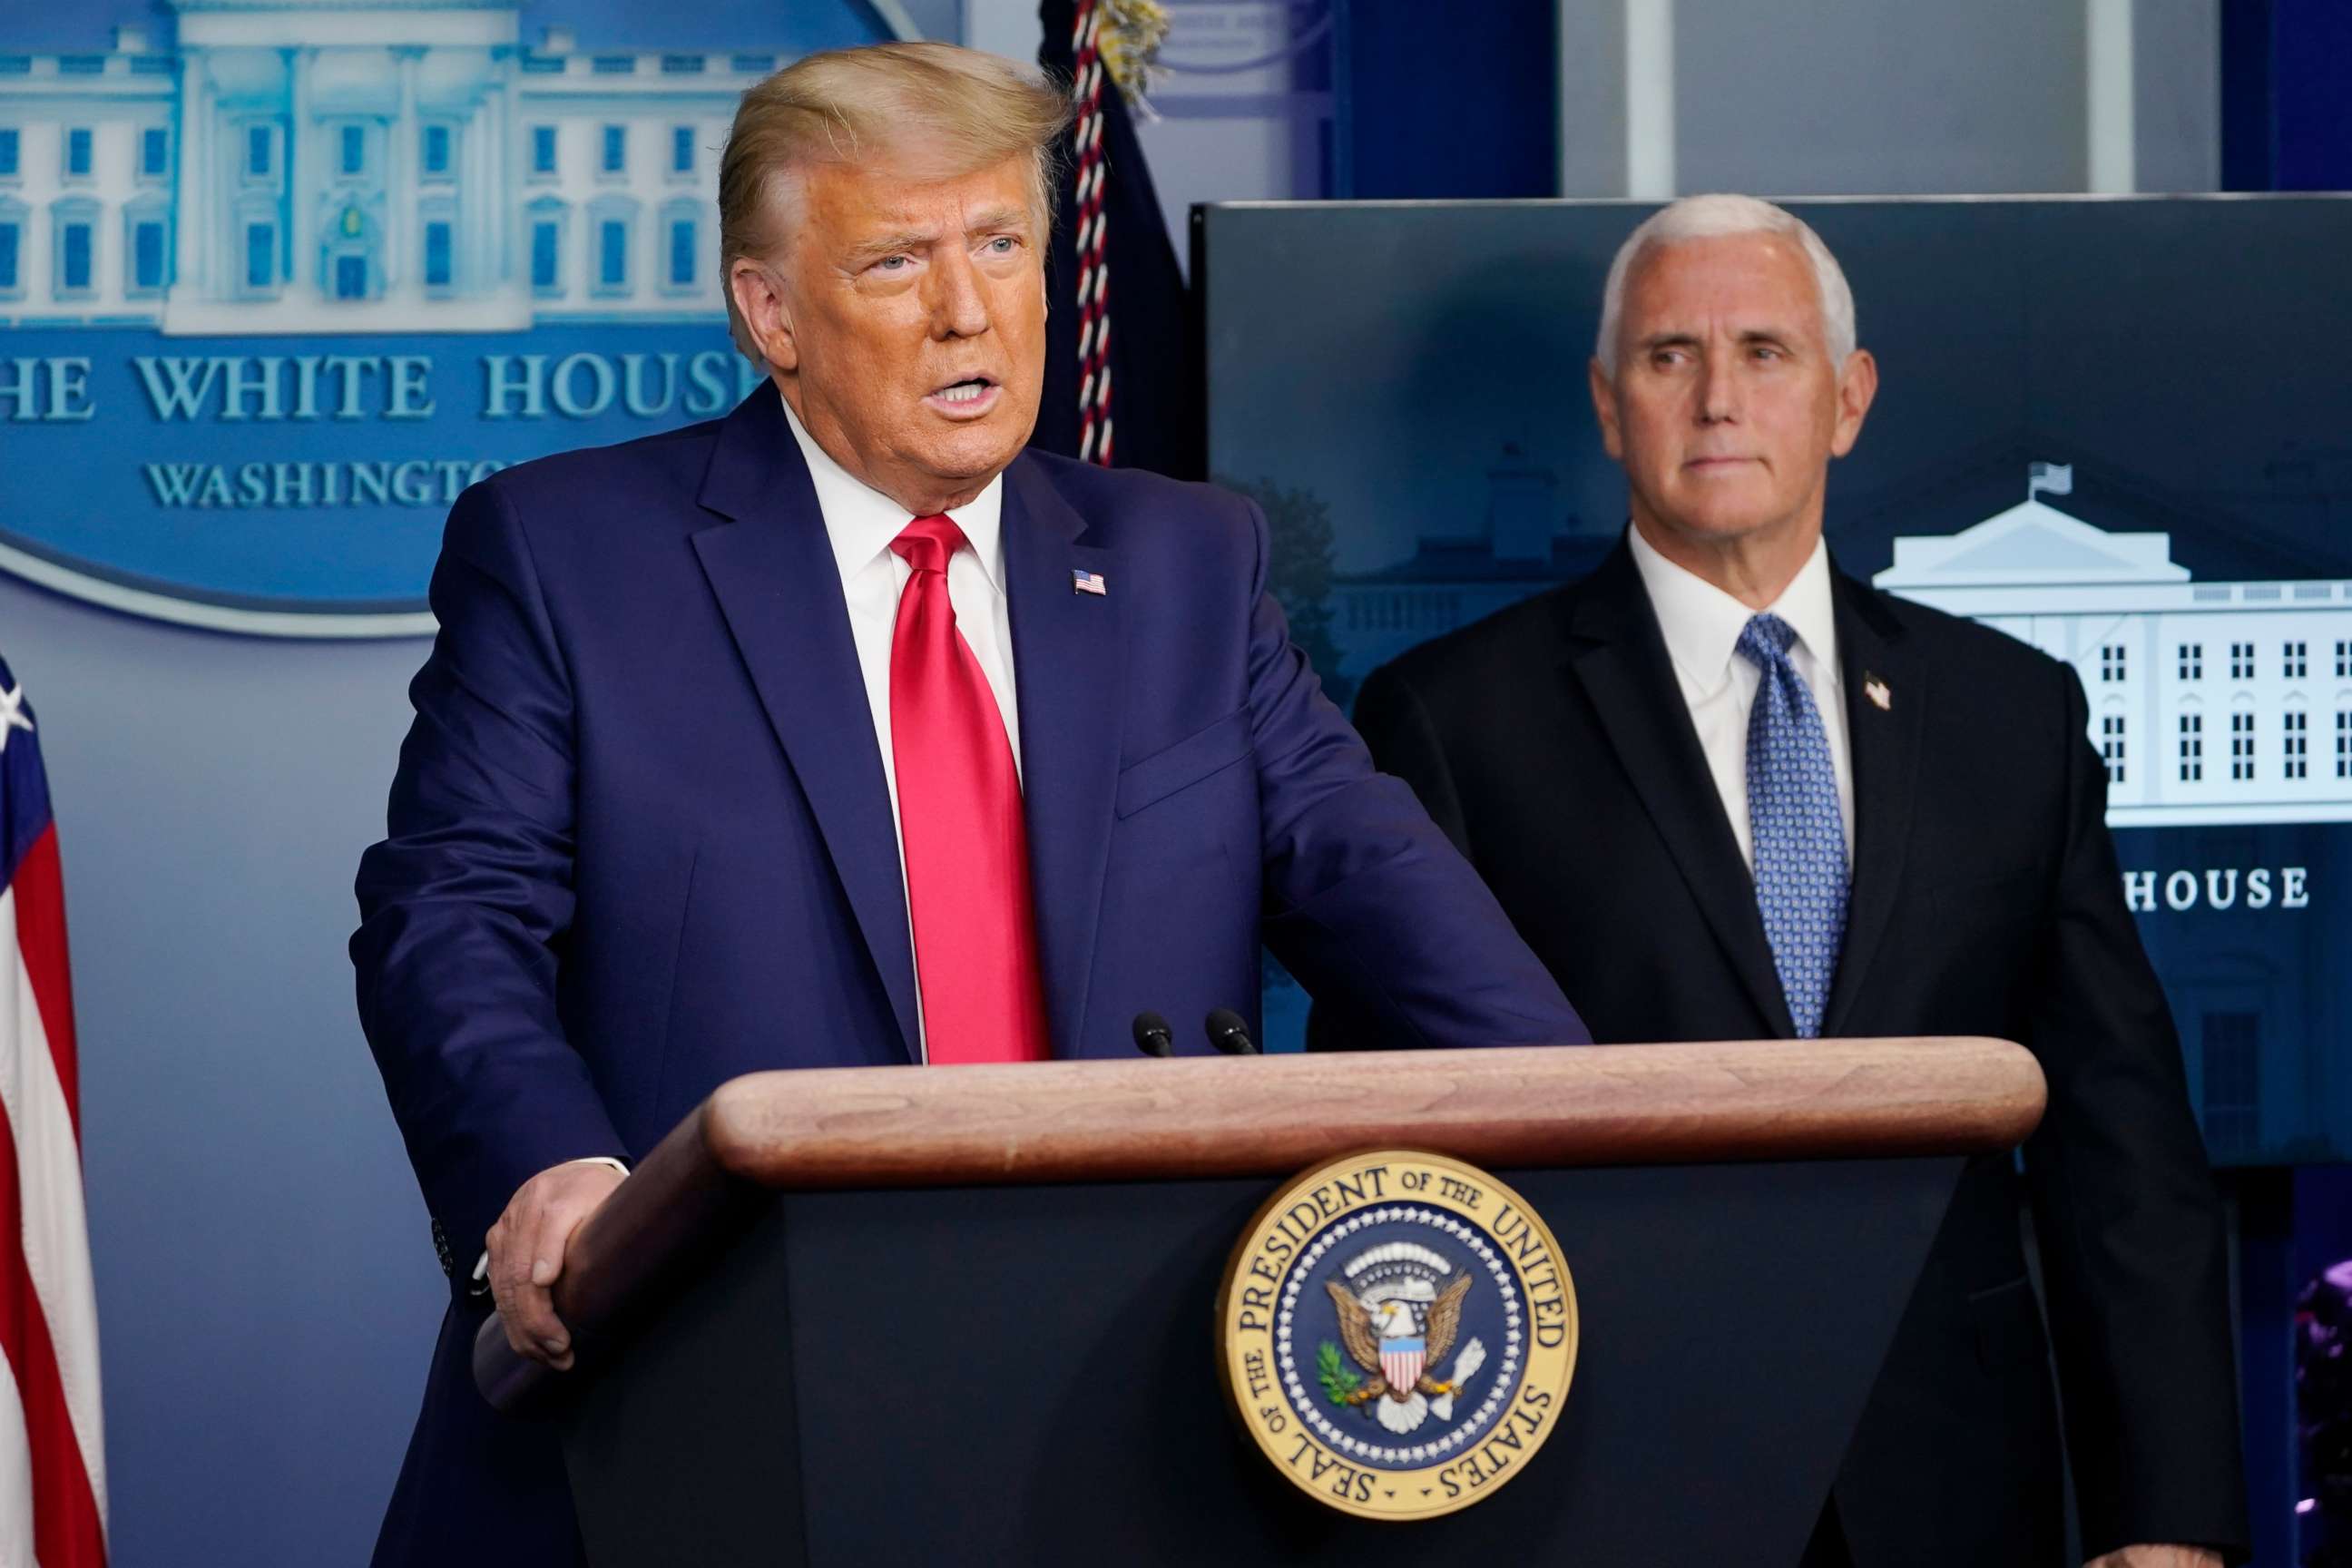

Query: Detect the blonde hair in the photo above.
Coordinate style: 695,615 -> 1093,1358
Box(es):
1594,193 -> 1857,374
719,42 -> 1073,358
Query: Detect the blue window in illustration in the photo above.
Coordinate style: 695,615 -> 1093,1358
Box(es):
341,124 -> 364,175
423,124 -> 451,177
65,128 -> 92,178
0,224 -> 17,290
672,126 -> 693,173
132,220 -> 165,290
603,125 -> 625,174
247,125 -> 272,178
600,220 -> 627,288
246,222 -> 274,289
142,127 -> 167,178
425,220 -> 453,289
335,254 -> 367,299
532,125 -> 557,176
2200,1012 -> 2258,1153
61,221 -> 92,291
531,220 -> 560,291
669,219 -> 694,286
0,130 -> 16,177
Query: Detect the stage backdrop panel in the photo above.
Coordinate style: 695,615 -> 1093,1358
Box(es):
1201,194 -> 2352,1167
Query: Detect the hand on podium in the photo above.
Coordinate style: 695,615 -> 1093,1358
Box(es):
485,1160 -> 628,1371
2085,1546 -> 2221,1567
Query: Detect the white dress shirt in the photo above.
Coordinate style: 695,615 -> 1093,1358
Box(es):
781,397 -> 1021,1060
1625,524 -> 1855,870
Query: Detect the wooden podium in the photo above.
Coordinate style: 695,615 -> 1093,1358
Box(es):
475,1038 -> 2043,1566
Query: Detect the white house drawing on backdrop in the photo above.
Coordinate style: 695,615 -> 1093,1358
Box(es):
1876,465 -> 2352,829
0,0 -> 784,335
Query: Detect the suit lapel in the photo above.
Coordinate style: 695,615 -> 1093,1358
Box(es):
1820,568 -> 1924,1037
1564,544 -> 1797,1037
689,385 -> 919,1060
1001,457 -> 1124,1059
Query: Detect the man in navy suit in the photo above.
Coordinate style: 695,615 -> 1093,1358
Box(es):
350,42 -> 1584,1564
1328,196 -> 2243,1567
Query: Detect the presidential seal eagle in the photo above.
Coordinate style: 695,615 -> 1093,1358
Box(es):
1325,1272 -> 1487,1436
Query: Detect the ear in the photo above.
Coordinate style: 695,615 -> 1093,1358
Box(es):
1828,348 -> 1878,458
1587,357 -> 1624,462
729,258 -> 799,374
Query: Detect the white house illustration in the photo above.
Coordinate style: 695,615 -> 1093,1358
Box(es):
1329,443 -> 1610,681
1876,466 -> 2352,828
0,0 -> 791,334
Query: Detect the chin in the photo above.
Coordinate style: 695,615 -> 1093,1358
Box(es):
911,436 -> 1020,488
1661,490 -> 1795,544
923,417 -> 1028,477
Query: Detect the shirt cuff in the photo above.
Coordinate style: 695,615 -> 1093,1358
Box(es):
469,1156 -> 632,1292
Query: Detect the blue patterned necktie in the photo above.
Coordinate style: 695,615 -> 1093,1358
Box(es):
1736,612 -> 1848,1037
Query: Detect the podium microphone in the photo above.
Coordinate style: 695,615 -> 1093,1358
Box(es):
1206,1008 -> 1259,1055
1131,1012 -> 1175,1057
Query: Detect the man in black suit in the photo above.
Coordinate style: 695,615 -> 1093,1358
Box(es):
1333,196 -> 2247,1566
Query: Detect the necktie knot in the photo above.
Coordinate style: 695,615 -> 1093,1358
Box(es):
1736,612 -> 1799,669
892,514 -> 967,576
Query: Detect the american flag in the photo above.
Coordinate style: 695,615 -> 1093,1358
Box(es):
0,664 -> 107,1566
1072,569 -> 1107,597
2027,460 -> 2074,499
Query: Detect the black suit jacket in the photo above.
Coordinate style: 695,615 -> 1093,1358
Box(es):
1328,540 -> 2249,1567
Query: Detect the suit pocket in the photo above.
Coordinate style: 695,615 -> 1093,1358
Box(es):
1965,1274 -> 2046,1372
1115,710 -> 1254,818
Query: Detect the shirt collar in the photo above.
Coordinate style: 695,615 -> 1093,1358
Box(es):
1626,523 -> 1840,694
779,393 -> 1006,593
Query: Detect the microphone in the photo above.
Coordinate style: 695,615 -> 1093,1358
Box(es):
1131,1012 -> 1175,1057
1206,1008 -> 1259,1055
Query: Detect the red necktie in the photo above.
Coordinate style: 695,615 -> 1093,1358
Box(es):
887,514 -> 1050,1064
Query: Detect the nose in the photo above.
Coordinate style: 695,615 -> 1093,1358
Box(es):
926,248 -> 992,340
1697,353 -> 1740,424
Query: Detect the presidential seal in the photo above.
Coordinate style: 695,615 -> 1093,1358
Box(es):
1215,1150 -> 1579,1520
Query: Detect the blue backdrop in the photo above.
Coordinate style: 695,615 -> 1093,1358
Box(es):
1203,195 -> 2352,1168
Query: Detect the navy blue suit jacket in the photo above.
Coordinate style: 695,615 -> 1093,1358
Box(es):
351,383 -> 1585,1563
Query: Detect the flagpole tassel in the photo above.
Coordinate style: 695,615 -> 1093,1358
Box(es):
1068,0 -> 1114,465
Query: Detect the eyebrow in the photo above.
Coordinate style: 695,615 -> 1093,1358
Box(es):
844,228 -> 936,266
965,203 -> 1031,234
1636,328 -> 1798,352
841,207 -> 1034,268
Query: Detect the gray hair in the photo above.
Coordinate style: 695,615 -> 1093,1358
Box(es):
1592,193 -> 1857,374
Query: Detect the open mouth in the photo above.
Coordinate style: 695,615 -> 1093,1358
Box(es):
927,375 -> 999,410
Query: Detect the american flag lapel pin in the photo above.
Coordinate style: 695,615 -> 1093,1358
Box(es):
1863,673 -> 1892,711
1072,568 -> 1107,597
